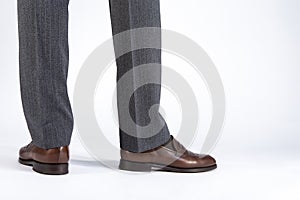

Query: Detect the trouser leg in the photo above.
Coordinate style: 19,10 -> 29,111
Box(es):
109,0 -> 171,152
17,0 -> 73,149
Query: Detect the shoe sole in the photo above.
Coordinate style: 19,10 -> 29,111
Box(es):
18,158 -> 68,175
119,159 -> 217,173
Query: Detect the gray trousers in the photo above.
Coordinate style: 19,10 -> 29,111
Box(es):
17,0 -> 170,152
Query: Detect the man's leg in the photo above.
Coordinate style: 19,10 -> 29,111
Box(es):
18,0 -> 73,149
109,0 -> 171,153
17,0 -> 72,175
109,0 -> 217,172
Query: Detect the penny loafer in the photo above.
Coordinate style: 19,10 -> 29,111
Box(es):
119,136 -> 217,173
18,142 -> 69,175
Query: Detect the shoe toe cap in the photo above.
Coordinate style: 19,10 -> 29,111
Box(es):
196,154 -> 217,167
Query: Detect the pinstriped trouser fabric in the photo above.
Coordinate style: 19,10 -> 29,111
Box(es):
17,0 -> 171,152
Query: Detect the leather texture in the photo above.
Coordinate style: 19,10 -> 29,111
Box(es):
19,142 -> 69,164
121,136 -> 216,169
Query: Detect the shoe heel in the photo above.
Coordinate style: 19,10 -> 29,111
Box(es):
33,162 -> 69,175
119,159 -> 151,172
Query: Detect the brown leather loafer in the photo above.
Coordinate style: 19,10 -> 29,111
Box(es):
119,136 -> 217,173
18,142 -> 69,175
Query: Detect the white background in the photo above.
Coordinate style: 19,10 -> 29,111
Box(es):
0,0 -> 299,199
